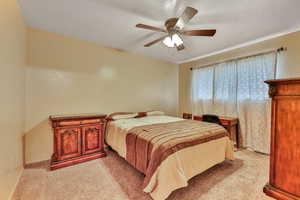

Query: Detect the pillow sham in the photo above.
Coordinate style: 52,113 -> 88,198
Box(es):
107,112 -> 138,121
135,112 -> 147,118
146,110 -> 165,116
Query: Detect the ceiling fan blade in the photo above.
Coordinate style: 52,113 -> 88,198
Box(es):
176,44 -> 185,51
182,29 -> 216,36
136,24 -> 167,33
175,7 -> 198,29
144,35 -> 168,47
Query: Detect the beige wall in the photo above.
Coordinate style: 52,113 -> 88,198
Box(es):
25,28 -> 179,164
179,30 -> 300,114
0,0 -> 26,199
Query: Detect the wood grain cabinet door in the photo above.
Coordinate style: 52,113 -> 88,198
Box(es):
82,125 -> 103,155
56,128 -> 82,161
272,97 -> 300,197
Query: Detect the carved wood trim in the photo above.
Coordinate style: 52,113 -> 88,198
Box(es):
268,84 -> 277,98
264,183 -> 300,200
82,125 -> 103,155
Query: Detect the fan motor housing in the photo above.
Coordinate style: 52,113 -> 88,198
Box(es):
165,18 -> 178,32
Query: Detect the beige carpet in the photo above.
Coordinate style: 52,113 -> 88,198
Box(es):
12,150 -> 274,200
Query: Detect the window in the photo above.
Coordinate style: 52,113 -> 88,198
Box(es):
191,52 -> 276,153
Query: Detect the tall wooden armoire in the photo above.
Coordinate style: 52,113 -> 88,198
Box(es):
264,78 -> 300,200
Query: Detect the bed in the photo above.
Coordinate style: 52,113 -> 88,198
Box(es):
105,112 -> 234,200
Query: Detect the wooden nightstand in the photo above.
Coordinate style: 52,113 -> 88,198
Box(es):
193,115 -> 239,148
182,113 -> 193,119
49,113 -> 107,170
182,113 -> 239,148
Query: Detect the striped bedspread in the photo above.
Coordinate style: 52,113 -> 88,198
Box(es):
125,119 -> 228,188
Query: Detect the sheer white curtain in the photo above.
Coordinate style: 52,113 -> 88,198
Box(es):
213,61 -> 237,117
191,53 -> 276,153
237,54 -> 275,153
191,67 -> 214,115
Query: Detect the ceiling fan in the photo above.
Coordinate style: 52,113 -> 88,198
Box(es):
135,7 -> 216,51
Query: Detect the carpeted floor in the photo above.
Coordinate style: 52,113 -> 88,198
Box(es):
12,150 -> 274,200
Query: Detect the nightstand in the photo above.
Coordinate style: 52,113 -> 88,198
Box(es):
49,113 -> 107,170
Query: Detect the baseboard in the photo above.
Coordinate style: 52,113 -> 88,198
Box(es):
9,166 -> 24,200
22,135 -> 26,169
9,159 -> 51,199
254,151 -> 270,156
9,159 -> 50,199
24,159 -> 50,169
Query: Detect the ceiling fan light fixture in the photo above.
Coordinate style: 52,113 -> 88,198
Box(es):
162,34 -> 183,48
172,34 -> 183,46
162,36 -> 175,48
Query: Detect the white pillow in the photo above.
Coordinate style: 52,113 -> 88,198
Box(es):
111,113 -> 138,120
146,111 -> 165,116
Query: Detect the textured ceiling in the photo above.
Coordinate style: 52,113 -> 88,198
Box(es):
19,0 -> 300,63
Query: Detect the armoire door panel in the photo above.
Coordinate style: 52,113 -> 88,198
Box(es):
273,97 -> 300,197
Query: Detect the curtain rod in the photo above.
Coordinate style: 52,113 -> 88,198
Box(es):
190,47 -> 287,71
